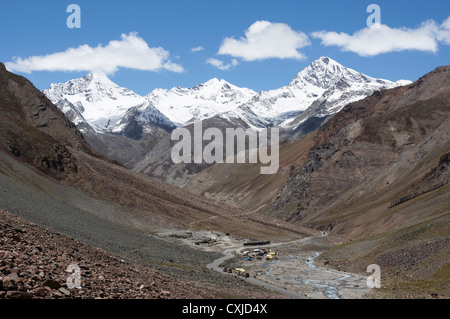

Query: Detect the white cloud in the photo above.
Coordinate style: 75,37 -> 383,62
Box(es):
436,16 -> 450,44
6,32 -> 183,74
191,46 -> 204,53
312,17 -> 450,56
443,17 -> 450,29
217,20 -> 310,61
206,58 -> 239,71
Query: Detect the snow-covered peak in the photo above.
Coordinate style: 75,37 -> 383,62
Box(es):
47,72 -> 136,100
291,56 -> 378,90
44,56 -> 412,135
222,56 -> 409,129
144,78 -> 256,126
395,79 -> 413,86
110,99 -> 176,135
203,77 -> 222,85
44,73 -> 144,131
83,72 -> 113,83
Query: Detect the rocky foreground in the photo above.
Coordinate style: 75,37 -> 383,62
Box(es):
0,209 -> 215,299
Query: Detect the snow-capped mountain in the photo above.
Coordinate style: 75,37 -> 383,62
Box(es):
221,57 -> 411,129
43,56 -> 412,172
112,100 -> 176,135
44,56 -> 411,146
44,73 -> 178,167
144,78 -> 256,126
44,73 -> 145,131
44,72 -> 176,134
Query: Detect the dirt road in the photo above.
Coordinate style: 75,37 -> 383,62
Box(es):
207,232 -> 370,299
206,234 -> 326,299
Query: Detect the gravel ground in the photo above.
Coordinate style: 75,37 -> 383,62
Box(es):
0,209 -> 214,299
0,168 -> 283,298
219,237 -> 371,299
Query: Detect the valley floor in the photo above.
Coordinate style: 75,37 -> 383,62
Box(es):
0,209 -> 213,299
0,152 -> 446,299
0,205 -> 371,300
154,229 -> 371,299
0,208 -> 290,299
0,159 -> 285,299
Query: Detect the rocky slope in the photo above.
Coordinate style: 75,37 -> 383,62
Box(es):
43,57 -> 408,169
0,209 -> 215,299
134,57 -> 408,186
185,134 -> 316,213
0,63 -> 107,181
268,65 -> 450,297
0,62 -> 311,239
44,73 -> 176,167
133,116 -> 252,187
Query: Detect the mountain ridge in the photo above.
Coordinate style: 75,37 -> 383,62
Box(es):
224,56 -> 410,130
44,57 -> 410,134
180,64 -> 449,298
41,57 -> 413,187
0,61 -> 311,239
1,61 -> 448,299
132,57 -> 410,186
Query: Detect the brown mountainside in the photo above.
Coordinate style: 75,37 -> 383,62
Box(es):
0,63 -> 105,180
0,62 -> 311,240
271,65 -> 450,228
269,66 -> 450,297
182,65 -> 450,297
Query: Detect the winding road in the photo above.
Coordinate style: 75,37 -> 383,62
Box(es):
206,233 -> 328,299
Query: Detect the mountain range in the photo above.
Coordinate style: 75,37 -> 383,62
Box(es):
134,58 -> 412,186
222,57 -> 410,130
0,61 -> 315,299
43,57 -> 410,171
45,57 -> 409,132
186,64 -> 450,298
0,58 -> 448,299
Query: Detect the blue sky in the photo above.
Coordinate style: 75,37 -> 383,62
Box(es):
1,0 -> 449,95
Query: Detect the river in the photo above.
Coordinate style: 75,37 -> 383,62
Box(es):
207,234 -> 369,299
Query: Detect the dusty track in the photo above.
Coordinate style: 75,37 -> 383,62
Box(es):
206,234 -> 327,299
206,232 -> 371,299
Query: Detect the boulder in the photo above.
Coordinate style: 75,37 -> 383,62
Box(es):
43,279 -> 61,290
6,291 -> 33,299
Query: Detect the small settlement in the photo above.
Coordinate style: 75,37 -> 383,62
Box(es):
222,247 -> 279,278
